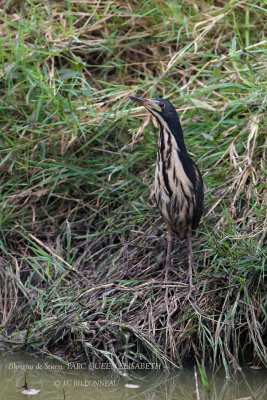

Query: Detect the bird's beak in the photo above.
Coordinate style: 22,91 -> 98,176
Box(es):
129,95 -> 149,105
129,96 -> 161,111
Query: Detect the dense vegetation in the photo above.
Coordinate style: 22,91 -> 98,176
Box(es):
0,0 -> 266,376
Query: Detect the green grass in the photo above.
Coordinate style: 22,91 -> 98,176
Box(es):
0,0 -> 266,375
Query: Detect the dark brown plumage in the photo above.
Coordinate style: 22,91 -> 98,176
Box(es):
129,96 -> 204,283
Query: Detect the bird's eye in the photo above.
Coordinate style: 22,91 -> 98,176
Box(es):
159,102 -> 165,108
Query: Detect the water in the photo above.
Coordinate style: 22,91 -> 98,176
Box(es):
0,352 -> 266,399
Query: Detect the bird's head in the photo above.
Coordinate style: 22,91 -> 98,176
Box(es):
129,95 -> 186,150
129,96 -> 177,123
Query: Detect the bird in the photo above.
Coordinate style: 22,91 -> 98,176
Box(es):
129,96 -> 204,285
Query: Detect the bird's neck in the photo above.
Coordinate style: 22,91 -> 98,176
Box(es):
168,115 -> 188,154
157,115 -> 188,156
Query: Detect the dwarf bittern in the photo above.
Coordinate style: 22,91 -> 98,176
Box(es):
129,96 -> 204,284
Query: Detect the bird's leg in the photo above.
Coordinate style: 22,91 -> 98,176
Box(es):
164,225 -> 172,281
187,230 -> 195,289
